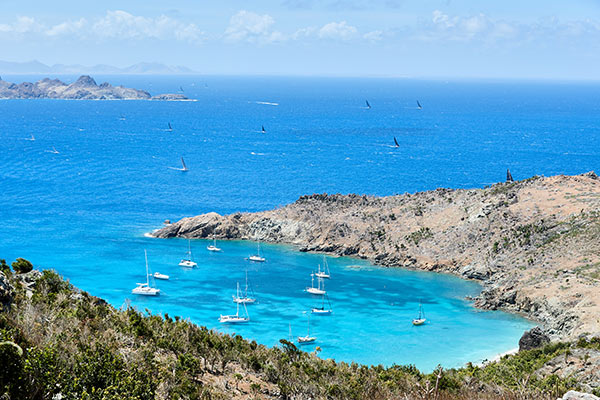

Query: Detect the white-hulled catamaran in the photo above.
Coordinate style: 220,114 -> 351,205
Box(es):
132,250 -> 160,296
233,271 -> 256,304
219,301 -> 250,323
179,239 -> 197,268
247,241 -> 265,262
305,273 -> 326,295
207,234 -> 221,252
412,302 -> 426,326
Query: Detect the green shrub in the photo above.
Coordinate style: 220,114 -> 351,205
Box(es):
11,258 -> 33,274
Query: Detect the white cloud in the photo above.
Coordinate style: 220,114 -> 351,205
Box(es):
91,10 -> 204,42
0,16 -> 42,34
46,18 -> 87,37
425,10 -> 520,42
363,30 -> 383,42
318,21 -> 357,40
224,10 -> 284,44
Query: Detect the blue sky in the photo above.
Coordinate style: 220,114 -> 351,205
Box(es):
1,0 -> 600,79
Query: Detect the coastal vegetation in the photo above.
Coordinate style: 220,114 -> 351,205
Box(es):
1,264 -> 598,399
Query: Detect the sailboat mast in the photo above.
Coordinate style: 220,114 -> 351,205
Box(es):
144,250 -> 149,285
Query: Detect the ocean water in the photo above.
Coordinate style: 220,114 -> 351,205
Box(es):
1,75 -> 599,371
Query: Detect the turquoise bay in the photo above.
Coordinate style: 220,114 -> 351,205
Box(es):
3,75 -> 599,370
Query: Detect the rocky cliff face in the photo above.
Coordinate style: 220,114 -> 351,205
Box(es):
152,172 -> 600,340
0,75 -> 187,100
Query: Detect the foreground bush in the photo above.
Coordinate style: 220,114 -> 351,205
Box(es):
0,267 -> 588,399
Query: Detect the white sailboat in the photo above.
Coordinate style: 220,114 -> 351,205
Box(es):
219,301 -> 250,323
25,134 -> 35,141
311,294 -> 332,315
168,157 -> 188,172
305,273 -> 326,295
297,313 -> 316,344
247,241 -> 265,262
207,234 -> 221,252
179,239 -> 197,268
315,257 -> 331,279
412,302 -> 426,326
132,250 -> 160,296
232,271 -> 256,304
45,146 -> 60,154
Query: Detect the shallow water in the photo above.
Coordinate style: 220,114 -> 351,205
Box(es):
3,75 -> 598,370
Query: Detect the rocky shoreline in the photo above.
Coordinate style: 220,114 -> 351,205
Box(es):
0,75 -> 188,100
151,172 -> 600,342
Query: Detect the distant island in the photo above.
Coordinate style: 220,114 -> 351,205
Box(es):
0,75 -> 188,100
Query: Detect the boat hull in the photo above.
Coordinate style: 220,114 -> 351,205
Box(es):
306,288 -> 326,295
179,259 -> 197,268
412,318 -> 426,326
219,316 -> 250,323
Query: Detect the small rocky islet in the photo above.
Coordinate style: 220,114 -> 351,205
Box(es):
0,75 -> 187,100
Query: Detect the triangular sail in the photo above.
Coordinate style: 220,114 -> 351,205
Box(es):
366,100 -> 371,109
181,157 -> 188,171
261,125 -> 266,133
394,137 -> 399,147
417,100 -> 422,109
168,122 -> 173,130
507,169 -> 514,182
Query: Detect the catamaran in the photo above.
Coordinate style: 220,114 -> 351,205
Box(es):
168,157 -> 188,172
297,313 -> 316,344
233,272 -> 256,304
311,294 -> 332,315
219,301 -> 250,323
305,273 -> 326,295
412,302 -> 426,326
132,250 -> 160,296
179,239 -> 197,268
207,234 -> 221,252
247,241 -> 265,262
315,257 -> 331,279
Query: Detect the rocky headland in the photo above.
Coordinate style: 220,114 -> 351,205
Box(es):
152,172 -> 600,342
0,75 -> 188,100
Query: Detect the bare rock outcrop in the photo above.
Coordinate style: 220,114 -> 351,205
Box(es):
0,272 -> 14,309
519,327 -> 551,351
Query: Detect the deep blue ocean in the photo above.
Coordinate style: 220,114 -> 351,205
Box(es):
1,75 -> 599,370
